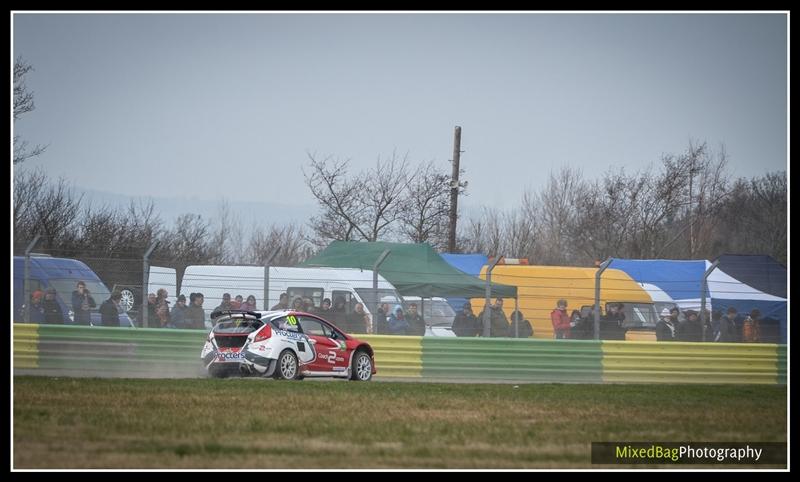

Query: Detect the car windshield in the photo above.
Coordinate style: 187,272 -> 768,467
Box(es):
213,317 -> 263,334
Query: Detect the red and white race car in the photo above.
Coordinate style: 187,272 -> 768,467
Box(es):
201,310 -> 376,381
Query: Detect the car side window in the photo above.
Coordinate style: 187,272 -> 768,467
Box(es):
323,322 -> 345,340
298,316 -> 326,336
272,315 -> 300,332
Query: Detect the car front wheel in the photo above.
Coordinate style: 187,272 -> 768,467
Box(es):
350,350 -> 373,381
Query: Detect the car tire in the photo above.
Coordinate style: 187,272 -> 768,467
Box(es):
350,349 -> 373,381
274,349 -> 300,380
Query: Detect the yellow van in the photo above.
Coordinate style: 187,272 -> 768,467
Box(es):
472,265 -> 656,339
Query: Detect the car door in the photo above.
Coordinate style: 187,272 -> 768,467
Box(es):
297,315 -> 349,374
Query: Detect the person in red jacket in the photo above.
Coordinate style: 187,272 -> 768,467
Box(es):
551,299 -> 571,339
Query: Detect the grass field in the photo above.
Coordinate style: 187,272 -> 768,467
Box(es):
13,377 -> 786,469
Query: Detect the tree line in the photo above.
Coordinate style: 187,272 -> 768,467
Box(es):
13,56 -> 786,289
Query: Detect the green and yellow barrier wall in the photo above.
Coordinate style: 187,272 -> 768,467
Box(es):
14,324 -> 786,384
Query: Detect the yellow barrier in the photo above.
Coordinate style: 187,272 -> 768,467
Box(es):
602,340 -> 780,384
358,335 -> 422,378
14,324 -> 39,369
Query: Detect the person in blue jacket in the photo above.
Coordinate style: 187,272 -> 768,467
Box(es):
388,305 -> 410,335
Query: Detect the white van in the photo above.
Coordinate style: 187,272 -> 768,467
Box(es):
177,265 -> 401,330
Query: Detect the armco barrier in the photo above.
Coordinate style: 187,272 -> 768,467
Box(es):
422,338 -> 603,383
13,324 -> 786,384
12,325 -> 422,379
601,340 -> 785,384
358,335 -> 422,378
14,324 -> 207,378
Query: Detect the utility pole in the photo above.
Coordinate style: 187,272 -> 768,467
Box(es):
447,126 -> 462,253
688,154 -> 694,258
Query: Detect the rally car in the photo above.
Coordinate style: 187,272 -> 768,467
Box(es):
201,310 -> 376,381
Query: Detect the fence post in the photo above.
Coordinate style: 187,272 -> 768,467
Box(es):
263,248 -> 280,310
372,250 -> 391,334
141,241 -> 159,328
23,234 -> 42,323
483,256 -> 503,337
594,258 -> 612,340
514,295 -> 519,338
701,260 -> 719,341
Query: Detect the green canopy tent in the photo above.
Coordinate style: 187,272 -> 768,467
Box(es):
301,241 -> 517,299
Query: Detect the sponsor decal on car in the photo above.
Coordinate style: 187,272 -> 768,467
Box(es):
216,351 -> 246,362
321,350 -> 345,364
275,329 -> 305,341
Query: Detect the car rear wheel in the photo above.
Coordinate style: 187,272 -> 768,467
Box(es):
350,350 -> 372,381
274,349 -> 300,380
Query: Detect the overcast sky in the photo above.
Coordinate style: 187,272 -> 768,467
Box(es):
13,12 -> 788,214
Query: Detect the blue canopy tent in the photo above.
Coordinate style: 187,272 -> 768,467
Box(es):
609,258 -> 787,343
440,253 -> 488,311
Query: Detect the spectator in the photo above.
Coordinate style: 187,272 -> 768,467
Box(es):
550,299 -> 571,339
478,298 -> 509,337
452,301 -> 480,337
711,310 -> 723,341
232,295 -> 243,310
320,298 -> 332,313
606,303 -> 626,326
327,296 -> 348,330
71,280 -> 96,325
27,290 -> 45,323
742,308 -> 761,343
42,288 -> 64,324
388,305 -> 410,335
509,310 -> 533,338
240,295 -> 257,311
271,293 -> 289,311
351,302 -> 371,334
184,292 -> 207,329
303,297 -> 316,313
214,293 -> 233,313
655,307 -> 677,341
169,294 -> 189,328
155,288 -> 171,328
718,307 -> 740,342
137,293 -> 158,327
405,303 -> 426,336
669,307 -> 682,325
99,290 -> 123,327
678,310 -> 703,342
291,297 -> 304,311
375,302 -> 390,334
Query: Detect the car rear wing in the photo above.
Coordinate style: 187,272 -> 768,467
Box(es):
210,310 -> 263,320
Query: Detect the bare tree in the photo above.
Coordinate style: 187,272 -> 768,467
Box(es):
536,167 -> 584,264
461,206 -> 504,256
209,198 -> 245,264
716,171 -> 786,264
397,161 -> 453,249
246,224 -> 315,266
304,154 -> 367,244
304,152 -> 410,244
13,57 -> 48,164
13,174 -> 83,253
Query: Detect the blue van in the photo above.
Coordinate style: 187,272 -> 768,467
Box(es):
13,255 -> 134,327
